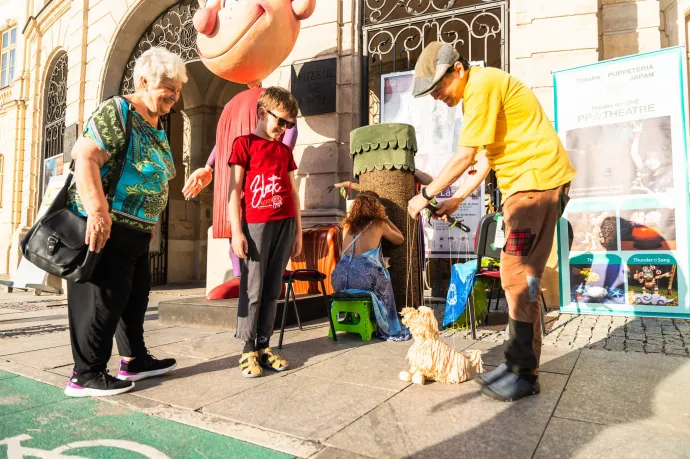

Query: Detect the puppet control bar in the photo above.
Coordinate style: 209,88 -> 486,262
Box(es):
424,202 -> 471,233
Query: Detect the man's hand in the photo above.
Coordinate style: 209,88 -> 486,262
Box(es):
407,193 -> 429,219
231,233 -> 249,260
432,198 -> 462,221
291,232 -> 303,258
85,210 -> 112,253
182,166 -> 213,199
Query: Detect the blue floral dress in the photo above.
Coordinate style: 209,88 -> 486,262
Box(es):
331,225 -> 410,341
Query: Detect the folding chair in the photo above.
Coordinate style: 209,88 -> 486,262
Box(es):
474,213 -> 548,336
277,269 -> 337,349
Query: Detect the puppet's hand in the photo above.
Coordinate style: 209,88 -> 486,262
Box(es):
183,166 -> 213,199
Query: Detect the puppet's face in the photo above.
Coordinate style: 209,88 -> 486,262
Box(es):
194,0 -> 316,86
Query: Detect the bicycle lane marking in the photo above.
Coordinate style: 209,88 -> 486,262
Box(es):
0,373 -> 293,459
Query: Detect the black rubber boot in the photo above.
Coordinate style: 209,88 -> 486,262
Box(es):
475,363 -> 508,387
481,372 -> 540,402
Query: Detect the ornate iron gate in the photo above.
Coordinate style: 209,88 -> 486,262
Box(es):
120,0 -> 199,95
361,0 -> 508,124
360,0 -> 508,207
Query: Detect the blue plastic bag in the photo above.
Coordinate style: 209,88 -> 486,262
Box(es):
443,261 -> 478,328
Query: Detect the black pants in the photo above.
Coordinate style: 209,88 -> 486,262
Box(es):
67,224 -> 151,374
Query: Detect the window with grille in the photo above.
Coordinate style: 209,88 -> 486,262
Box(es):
43,53 -> 68,161
1,27 -> 16,88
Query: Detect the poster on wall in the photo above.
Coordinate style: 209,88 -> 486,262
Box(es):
554,46 -> 690,318
380,64 -> 485,258
43,154 -> 64,196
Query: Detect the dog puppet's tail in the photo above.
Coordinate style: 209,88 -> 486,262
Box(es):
463,349 -> 484,374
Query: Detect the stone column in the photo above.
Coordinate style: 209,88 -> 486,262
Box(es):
350,123 -> 421,311
601,0 -> 661,60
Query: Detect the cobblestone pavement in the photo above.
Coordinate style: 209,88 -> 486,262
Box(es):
430,299 -> 690,357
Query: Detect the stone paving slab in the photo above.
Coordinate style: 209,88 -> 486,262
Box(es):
275,328 -> 369,373
534,417 -> 690,459
0,330 -> 71,356
5,344 -> 74,370
127,355 -> 276,411
326,372 -> 568,459
155,331 -> 242,360
0,320 -> 69,336
555,349 -> 690,430
0,309 -> 69,322
296,340 -> 411,391
136,326 -> 219,349
204,372 -> 399,442
138,399 -> 323,458
0,359 -> 72,388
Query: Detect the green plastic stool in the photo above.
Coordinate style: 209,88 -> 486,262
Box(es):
328,298 -> 377,342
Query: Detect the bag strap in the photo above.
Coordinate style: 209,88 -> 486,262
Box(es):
66,96 -> 133,211
105,97 -> 133,211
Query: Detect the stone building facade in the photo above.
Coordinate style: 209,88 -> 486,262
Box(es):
0,0 -> 688,297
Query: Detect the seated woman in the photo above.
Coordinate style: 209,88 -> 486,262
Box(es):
331,192 -> 410,341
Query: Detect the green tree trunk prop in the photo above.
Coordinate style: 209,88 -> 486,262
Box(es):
350,123 -> 421,310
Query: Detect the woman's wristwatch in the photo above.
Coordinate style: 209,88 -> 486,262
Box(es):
421,187 -> 434,201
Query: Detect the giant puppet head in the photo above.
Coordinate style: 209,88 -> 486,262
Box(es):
194,0 -> 317,86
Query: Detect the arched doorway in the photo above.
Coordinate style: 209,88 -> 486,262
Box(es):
116,0 -> 243,285
41,52 -> 68,197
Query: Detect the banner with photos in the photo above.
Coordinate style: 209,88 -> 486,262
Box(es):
554,46 -> 690,318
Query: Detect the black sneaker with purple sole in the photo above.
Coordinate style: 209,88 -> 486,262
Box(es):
64,370 -> 134,397
116,354 -> 177,382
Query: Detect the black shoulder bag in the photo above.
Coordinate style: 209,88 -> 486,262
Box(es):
19,98 -> 133,283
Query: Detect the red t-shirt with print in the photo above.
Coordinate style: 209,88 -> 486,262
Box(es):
229,134 -> 298,223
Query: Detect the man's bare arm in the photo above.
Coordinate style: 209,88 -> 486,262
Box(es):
423,145 -> 479,197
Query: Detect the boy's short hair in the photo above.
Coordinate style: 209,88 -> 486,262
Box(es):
257,87 -> 299,120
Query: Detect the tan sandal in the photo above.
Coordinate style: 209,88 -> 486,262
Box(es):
239,351 -> 262,378
258,347 -> 289,372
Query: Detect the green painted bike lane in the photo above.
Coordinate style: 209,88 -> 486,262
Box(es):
0,370 -> 292,458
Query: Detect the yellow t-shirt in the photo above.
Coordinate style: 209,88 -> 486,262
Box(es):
457,67 -> 576,200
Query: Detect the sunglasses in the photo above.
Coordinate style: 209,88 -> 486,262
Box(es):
266,110 -> 296,130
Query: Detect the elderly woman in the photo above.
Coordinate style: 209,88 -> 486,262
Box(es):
63,47 -> 186,397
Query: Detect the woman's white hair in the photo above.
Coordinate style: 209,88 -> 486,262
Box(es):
132,47 -> 188,90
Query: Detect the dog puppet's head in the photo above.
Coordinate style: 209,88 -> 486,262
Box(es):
400,306 -> 440,340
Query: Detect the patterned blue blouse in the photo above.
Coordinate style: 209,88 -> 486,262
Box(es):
67,97 -> 175,232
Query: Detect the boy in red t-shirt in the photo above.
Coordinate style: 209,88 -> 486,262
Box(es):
229,87 -> 302,378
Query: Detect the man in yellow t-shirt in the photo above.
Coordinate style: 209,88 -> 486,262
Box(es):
407,42 -> 576,402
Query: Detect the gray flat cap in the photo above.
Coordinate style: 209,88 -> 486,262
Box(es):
412,42 -> 460,98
